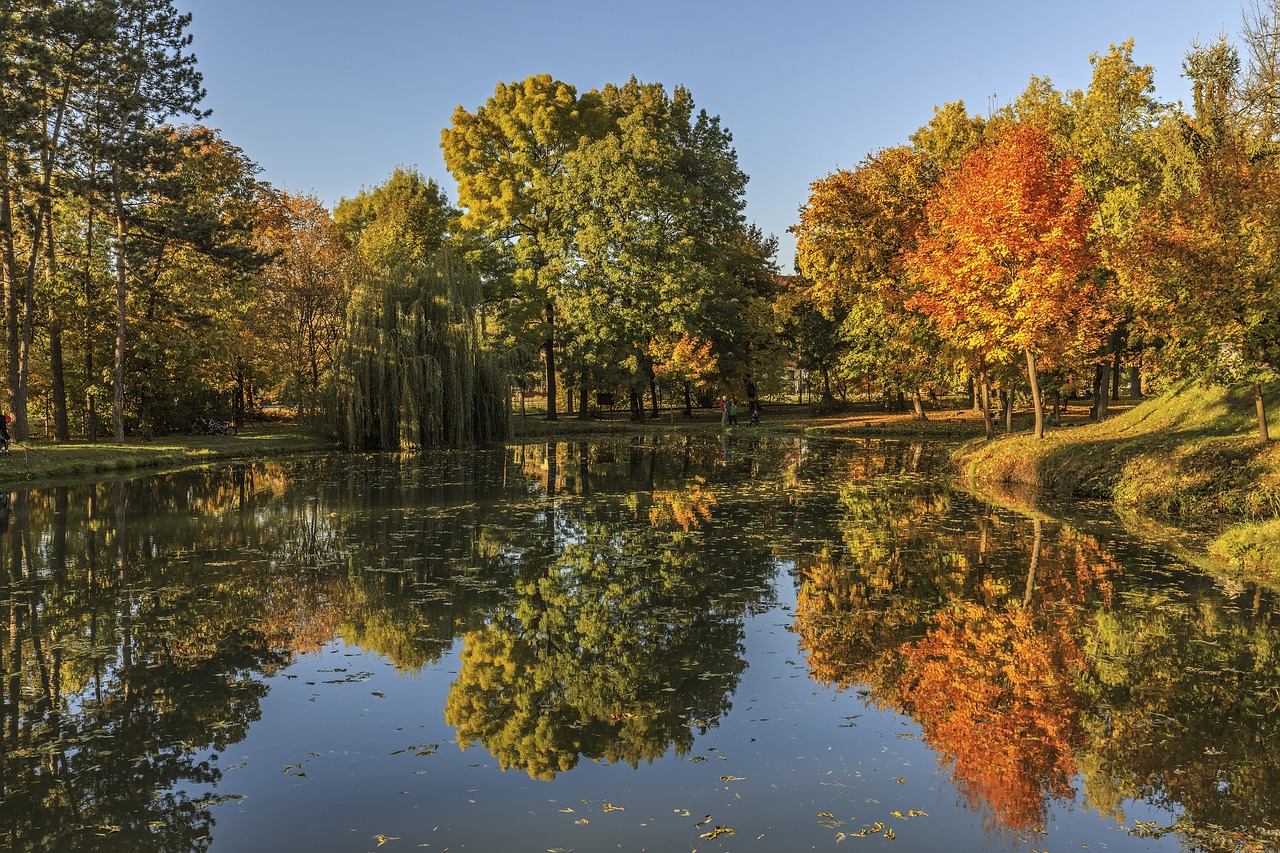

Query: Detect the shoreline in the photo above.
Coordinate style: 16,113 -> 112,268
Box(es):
2,391 -> 1268,581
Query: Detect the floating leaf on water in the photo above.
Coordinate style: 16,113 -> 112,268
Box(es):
884,828 -> 895,840
694,815 -> 713,827
574,818 -> 588,826
906,810 -> 928,817
699,825 -> 735,840
890,811 -> 905,818
374,834 -> 400,846
559,808 -> 574,813
601,803 -> 624,812
720,775 -> 744,782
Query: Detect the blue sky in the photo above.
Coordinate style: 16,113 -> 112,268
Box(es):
178,0 -> 1241,268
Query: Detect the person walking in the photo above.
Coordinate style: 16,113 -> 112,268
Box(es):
719,395 -> 728,427
0,413 -> 10,453
728,398 -> 739,426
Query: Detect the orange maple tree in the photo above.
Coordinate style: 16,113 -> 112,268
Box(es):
907,122 -> 1106,438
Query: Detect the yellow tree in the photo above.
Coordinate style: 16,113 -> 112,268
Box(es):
793,146 -> 945,417
255,190 -> 353,419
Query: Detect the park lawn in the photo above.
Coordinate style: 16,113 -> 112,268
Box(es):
0,425 -> 338,488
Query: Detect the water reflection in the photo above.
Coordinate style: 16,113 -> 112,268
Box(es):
792,466 -> 1280,849
0,438 -> 1277,852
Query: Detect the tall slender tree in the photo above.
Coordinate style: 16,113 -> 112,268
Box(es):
83,0 -> 206,440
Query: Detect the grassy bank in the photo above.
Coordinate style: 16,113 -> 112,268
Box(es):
0,425 -> 338,489
955,378 -> 1280,577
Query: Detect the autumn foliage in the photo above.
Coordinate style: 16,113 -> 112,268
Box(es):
907,122 -> 1106,436
899,602 -> 1088,829
908,123 -> 1099,357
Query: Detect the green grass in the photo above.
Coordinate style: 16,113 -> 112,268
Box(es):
956,377 -> 1280,577
0,425 -> 338,488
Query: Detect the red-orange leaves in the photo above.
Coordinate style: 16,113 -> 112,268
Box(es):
907,123 -> 1102,365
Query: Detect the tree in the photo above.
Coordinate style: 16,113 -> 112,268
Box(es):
441,75 -> 598,422
79,0 -> 208,440
333,166 -> 454,269
908,123 -> 1103,439
1109,37 -> 1280,441
0,1 -> 113,440
257,189 -> 353,420
334,248 -> 508,450
793,145 -> 945,418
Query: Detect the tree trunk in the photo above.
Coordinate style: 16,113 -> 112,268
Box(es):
544,300 -> 557,421
979,358 -> 994,441
1111,343 -> 1123,402
112,164 -> 127,442
49,318 -> 69,441
234,365 -> 246,429
1256,380 -> 1271,442
46,216 -> 69,441
84,171 -> 97,442
1129,364 -> 1143,398
1026,350 -> 1044,439
1006,381 -> 1018,432
578,387 -> 590,420
565,385 -> 574,416
647,362 -> 659,419
1095,331 -> 1118,422
0,141 -> 19,425
969,374 -> 979,413
629,390 -> 642,421
682,383 -> 692,418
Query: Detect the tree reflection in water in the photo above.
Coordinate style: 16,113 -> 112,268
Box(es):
792,458 -> 1280,849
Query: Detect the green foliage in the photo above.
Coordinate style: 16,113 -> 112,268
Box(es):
334,249 -> 508,449
444,75 -> 777,413
958,378 -> 1280,558
334,167 -> 455,269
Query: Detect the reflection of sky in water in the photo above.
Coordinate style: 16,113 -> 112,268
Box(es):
0,438 -> 1273,852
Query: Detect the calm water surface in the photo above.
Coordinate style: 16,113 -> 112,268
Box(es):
2,436 -> 1277,852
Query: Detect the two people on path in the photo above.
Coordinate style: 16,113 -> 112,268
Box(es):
719,396 -> 739,427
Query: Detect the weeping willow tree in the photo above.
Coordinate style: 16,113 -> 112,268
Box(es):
333,249 -> 509,449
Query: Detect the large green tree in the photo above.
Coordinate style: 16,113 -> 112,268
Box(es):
441,75 -> 598,421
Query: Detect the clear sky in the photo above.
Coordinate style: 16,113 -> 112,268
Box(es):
178,0 -> 1241,269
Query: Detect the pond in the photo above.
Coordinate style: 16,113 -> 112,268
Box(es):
1,435 -> 1277,852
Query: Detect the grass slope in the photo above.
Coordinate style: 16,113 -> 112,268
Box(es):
956,378 -> 1280,576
